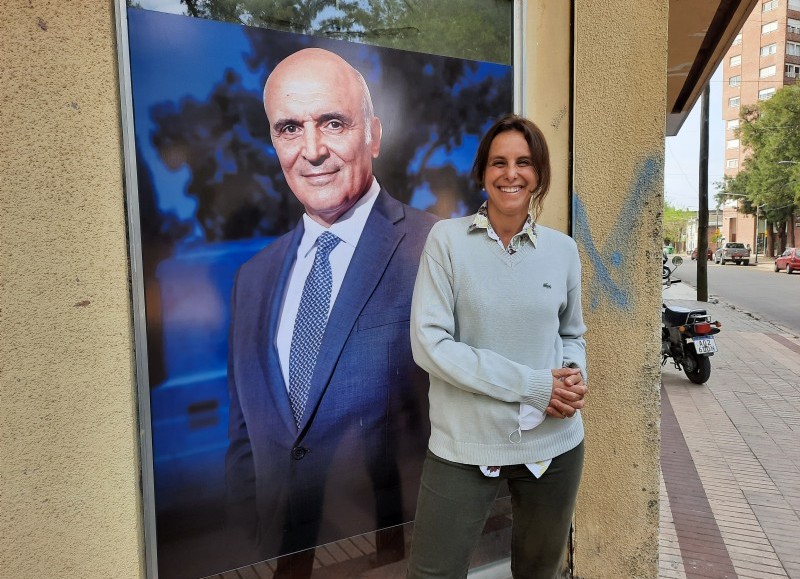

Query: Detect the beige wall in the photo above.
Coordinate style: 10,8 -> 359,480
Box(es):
570,0 -> 667,577
528,1 -> 573,231
0,1 -> 667,577
0,2 -> 143,578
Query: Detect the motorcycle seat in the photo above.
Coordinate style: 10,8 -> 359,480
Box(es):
663,305 -> 707,325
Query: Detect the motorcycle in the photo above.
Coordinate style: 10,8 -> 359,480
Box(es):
661,254 -> 722,384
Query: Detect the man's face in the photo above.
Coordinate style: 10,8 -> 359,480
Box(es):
265,53 -> 381,227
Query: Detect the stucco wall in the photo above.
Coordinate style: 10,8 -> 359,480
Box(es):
0,1 -> 667,578
571,0 -> 668,577
0,2 -> 143,578
528,1 -> 572,232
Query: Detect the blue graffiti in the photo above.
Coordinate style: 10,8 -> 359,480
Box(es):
573,156 -> 662,310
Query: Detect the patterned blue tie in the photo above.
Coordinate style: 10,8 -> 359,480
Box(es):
289,231 -> 341,428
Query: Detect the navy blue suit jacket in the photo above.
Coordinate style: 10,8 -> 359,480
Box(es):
226,189 -> 437,561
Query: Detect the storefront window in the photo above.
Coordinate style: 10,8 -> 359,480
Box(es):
120,2 -> 518,578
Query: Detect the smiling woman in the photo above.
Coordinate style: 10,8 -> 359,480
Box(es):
407,115 -> 587,579
483,131 -> 539,243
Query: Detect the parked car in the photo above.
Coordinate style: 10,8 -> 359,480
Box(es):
774,247 -> 800,274
714,242 -> 750,265
690,247 -> 713,260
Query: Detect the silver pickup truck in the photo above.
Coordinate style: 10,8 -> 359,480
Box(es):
714,242 -> 751,265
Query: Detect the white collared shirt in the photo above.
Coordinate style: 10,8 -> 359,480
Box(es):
276,178 -> 381,393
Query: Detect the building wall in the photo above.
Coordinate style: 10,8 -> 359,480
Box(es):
685,213 -> 723,254
722,0 -> 798,175
571,0 -> 666,576
720,2 -> 800,256
722,203 -> 757,245
0,2 -> 144,579
0,1 -> 666,577
722,1 -> 800,175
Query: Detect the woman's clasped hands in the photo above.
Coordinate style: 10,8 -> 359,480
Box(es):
546,367 -> 587,419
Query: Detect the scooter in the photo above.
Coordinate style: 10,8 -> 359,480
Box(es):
661,254 -> 722,384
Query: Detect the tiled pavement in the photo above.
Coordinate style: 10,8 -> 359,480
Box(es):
660,282 -> 800,579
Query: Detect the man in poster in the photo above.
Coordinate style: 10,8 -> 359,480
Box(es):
225,48 -> 437,576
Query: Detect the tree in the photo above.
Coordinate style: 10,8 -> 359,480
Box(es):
733,84 -> 800,252
663,201 -> 691,250
177,0 -> 513,64
145,17 -> 512,242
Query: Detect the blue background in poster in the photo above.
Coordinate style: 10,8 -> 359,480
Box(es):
127,6 -> 511,576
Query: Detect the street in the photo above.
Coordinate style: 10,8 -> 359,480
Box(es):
670,257 -> 800,335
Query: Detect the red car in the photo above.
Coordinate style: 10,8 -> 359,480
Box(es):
774,248 -> 800,274
691,247 -> 713,260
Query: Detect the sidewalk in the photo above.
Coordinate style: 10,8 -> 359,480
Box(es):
659,282 -> 800,579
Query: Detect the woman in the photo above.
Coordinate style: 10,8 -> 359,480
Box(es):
407,115 -> 588,579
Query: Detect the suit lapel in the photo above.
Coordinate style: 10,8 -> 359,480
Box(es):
297,190 -> 406,433
257,223 -> 305,435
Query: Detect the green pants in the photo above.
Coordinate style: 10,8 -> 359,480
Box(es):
407,442 -> 584,579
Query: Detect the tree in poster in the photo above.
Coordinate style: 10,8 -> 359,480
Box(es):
179,0 -> 513,64
149,29 -> 512,242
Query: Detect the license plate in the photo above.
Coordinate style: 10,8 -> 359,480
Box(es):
692,336 -> 717,354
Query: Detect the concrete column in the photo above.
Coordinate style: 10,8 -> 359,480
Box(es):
570,0 -> 668,576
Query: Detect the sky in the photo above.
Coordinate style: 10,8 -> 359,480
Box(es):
664,65 -> 726,211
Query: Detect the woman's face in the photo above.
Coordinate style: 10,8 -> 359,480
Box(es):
484,130 -> 539,223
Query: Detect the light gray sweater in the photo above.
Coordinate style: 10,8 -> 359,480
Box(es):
410,217 -> 586,466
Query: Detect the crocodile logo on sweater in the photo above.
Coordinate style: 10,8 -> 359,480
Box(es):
543,283 -> 551,289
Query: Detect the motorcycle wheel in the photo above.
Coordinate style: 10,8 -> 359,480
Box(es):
683,351 -> 711,384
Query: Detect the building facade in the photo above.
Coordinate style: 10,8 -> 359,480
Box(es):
685,211 -> 724,254
721,0 -> 800,249
1,1 -> 754,578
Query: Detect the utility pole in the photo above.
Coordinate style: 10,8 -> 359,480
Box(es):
697,84 -> 710,302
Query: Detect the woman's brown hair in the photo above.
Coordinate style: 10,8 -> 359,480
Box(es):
470,114 -> 551,220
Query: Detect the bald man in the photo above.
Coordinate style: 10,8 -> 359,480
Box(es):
225,48 -> 437,575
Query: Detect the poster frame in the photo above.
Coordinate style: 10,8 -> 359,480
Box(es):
112,2 -> 525,577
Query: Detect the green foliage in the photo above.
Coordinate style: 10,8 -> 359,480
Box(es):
144,25 -> 512,241
663,200 -> 691,245
729,84 -> 800,225
176,0 -> 513,63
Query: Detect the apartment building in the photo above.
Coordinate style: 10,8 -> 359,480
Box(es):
721,0 -> 800,246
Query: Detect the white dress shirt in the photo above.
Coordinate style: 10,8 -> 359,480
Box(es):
276,178 -> 381,393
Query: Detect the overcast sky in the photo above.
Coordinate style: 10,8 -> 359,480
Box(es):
664,65 -> 726,211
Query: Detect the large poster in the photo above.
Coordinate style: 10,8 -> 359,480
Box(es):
123,7 -> 512,578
